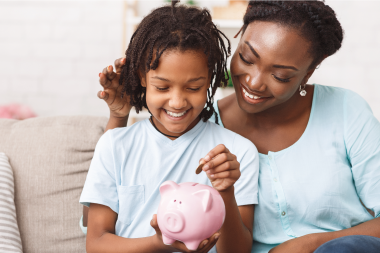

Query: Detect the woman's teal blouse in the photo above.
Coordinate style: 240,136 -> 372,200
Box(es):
211,84 -> 380,253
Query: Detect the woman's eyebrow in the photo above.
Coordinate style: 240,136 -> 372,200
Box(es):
244,41 -> 260,59
272,65 -> 299,71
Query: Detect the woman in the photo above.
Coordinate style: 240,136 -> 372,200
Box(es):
87,1 -> 380,252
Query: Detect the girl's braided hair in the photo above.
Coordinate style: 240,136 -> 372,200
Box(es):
120,1 -> 230,123
242,0 -> 344,69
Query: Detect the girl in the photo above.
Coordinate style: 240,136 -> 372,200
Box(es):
96,1 -> 380,253
80,2 -> 259,253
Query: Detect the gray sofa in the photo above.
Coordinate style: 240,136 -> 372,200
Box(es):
0,116 -> 107,253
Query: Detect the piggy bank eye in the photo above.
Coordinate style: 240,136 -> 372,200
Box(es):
174,200 -> 176,202
179,201 -> 182,204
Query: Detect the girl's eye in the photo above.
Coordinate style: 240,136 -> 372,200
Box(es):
239,53 -> 253,65
188,87 -> 201,91
156,87 -> 168,91
272,74 -> 291,83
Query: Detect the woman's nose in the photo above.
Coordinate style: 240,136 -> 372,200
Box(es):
168,95 -> 187,110
244,73 -> 266,92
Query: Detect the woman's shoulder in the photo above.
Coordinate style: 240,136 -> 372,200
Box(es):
314,84 -> 371,112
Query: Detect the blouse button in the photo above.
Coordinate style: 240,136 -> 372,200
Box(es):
281,211 -> 286,216
273,177 -> 278,182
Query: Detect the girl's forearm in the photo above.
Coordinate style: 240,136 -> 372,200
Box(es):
87,233 -> 167,253
216,187 -> 252,253
105,114 -> 129,132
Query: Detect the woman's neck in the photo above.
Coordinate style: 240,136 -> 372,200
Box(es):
236,85 -> 314,129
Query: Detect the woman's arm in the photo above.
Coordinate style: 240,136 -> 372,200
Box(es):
269,217 -> 380,253
98,58 -> 131,131
83,58 -> 130,227
201,144 -> 254,253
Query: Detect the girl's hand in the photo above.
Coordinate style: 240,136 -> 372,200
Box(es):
200,144 -> 241,192
150,214 -> 220,252
98,58 -> 132,118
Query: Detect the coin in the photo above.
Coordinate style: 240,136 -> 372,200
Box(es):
195,163 -> 204,174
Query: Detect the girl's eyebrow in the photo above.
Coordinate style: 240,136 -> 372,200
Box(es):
151,76 -> 206,82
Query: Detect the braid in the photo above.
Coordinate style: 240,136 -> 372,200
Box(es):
119,1 -> 231,123
242,1 -> 344,68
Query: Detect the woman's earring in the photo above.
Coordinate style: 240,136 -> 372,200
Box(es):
299,84 -> 307,96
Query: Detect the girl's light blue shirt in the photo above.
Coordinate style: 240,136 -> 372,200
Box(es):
80,119 -> 259,253
211,84 -> 380,253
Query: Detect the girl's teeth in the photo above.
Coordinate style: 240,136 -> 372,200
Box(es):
166,110 -> 187,117
242,87 -> 261,100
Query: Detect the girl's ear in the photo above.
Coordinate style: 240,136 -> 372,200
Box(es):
138,70 -> 147,87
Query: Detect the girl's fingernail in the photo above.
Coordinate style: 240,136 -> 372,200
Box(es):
205,155 -> 211,161
203,165 -> 209,170
211,174 -> 214,177
99,73 -> 101,77
215,235 -> 219,240
101,91 -> 104,96
203,241 -> 208,246
108,65 -> 112,71
206,170 -> 211,174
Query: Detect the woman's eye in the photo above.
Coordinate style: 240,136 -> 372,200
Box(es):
272,75 -> 291,83
239,53 -> 253,65
156,87 -> 168,91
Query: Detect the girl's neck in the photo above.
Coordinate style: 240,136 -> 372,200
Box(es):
150,116 -> 201,140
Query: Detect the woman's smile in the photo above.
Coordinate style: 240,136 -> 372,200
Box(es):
240,84 -> 273,105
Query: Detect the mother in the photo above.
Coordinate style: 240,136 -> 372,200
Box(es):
86,1 -> 380,252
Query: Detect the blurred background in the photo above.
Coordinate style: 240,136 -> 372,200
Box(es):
0,0 -> 379,122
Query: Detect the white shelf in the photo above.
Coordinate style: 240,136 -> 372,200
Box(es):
126,17 -> 242,29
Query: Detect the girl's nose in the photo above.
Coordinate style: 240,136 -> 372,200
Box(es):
244,72 -> 266,93
168,95 -> 187,110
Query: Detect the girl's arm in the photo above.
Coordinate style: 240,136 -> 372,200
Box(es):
200,144 -> 254,253
87,203 -> 219,253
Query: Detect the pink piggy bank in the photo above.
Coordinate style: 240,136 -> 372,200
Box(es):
157,181 -> 225,250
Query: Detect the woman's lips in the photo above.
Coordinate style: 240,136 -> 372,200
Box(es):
240,84 -> 272,104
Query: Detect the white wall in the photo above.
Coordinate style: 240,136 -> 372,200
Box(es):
0,1 -> 380,119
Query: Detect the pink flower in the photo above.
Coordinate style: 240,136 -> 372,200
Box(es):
0,104 -> 37,120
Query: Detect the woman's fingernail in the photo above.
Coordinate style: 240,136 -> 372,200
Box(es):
205,155 -> 211,161
215,234 -> 220,240
211,174 -> 214,177
206,170 -> 211,174
99,73 -> 101,77
203,241 -> 208,247
108,65 -> 112,71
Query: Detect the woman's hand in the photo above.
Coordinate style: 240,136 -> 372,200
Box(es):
150,214 -> 220,252
98,58 -> 131,119
199,144 -> 241,192
268,234 -> 319,253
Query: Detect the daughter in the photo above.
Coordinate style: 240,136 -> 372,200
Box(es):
80,2 -> 259,253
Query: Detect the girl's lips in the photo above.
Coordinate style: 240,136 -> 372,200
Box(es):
240,84 -> 272,105
163,108 -> 190,121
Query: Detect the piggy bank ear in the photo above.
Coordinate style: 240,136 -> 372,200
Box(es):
192,189 -> 213,212
159,181 -> 179,195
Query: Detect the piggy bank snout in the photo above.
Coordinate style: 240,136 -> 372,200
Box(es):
163,211 -> 185,233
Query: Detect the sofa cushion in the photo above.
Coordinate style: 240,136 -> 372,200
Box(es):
0,116 -> 107,253
0,152 -> 23,253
